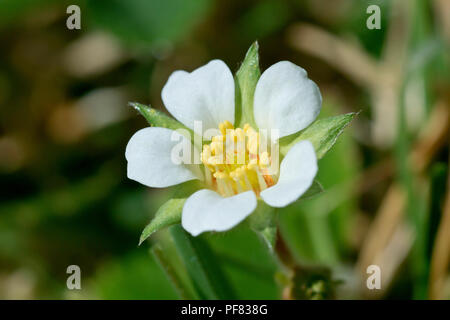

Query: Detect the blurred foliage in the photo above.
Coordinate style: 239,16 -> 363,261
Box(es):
87,0 -> 213,50
0,0 -> 448,299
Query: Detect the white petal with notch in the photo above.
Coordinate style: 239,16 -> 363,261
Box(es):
261,140 -> 317,207
162,60 -> 235,135
182,189 -> 257,236
126,127 -> 202,188
253,61 -> 322,138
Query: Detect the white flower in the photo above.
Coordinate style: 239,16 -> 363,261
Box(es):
126,59 -> 322,236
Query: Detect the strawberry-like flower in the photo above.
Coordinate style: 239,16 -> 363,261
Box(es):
126,48 -> 323,237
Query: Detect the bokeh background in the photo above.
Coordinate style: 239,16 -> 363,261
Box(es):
0,0 -> 449,299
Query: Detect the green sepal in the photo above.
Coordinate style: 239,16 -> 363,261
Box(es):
249,201 -> 277,251
235,41 -> 261,128
300,180 -> 324,200
139,198 -> 186,245
138,180 -> 204,245
130,102 -> 191,131
279,112 -> 357,159
130,101 -> 203,149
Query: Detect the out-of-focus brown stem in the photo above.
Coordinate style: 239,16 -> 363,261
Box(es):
357,101 -> 449,297
275,229 -> 296,269
410,101 -> 450,173
275,229 -> 297,300
287,23 -> 380,89
276,229 -> 337,300
286,0 -> 412,147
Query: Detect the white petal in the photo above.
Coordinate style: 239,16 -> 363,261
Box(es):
125,127 -> 201,188
253,61 -> 322,138
261,140 -> 317,207
182,190 -> 257,236
161,60 -> 234,135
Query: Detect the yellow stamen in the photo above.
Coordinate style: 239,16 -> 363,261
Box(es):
201,121 -> 276,197
219,120 -> 233,135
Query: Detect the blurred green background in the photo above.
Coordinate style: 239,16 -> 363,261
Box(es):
0,0 -> 448,299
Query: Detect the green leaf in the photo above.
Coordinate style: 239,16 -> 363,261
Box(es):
170,225 -> 236,299
235,41 -> 261,127
139,198 -> 186,245
279,112 -> 357,159
249,201 -> 277,251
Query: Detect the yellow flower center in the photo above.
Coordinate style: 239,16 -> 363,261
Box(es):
201,121 -> 276,197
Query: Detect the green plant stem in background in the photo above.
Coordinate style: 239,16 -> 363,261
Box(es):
151,245 -> 198,299
394,0 -> 439,299
169,225 -> 236,299
396,78 -> 429,300
304,214 -> 339,264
